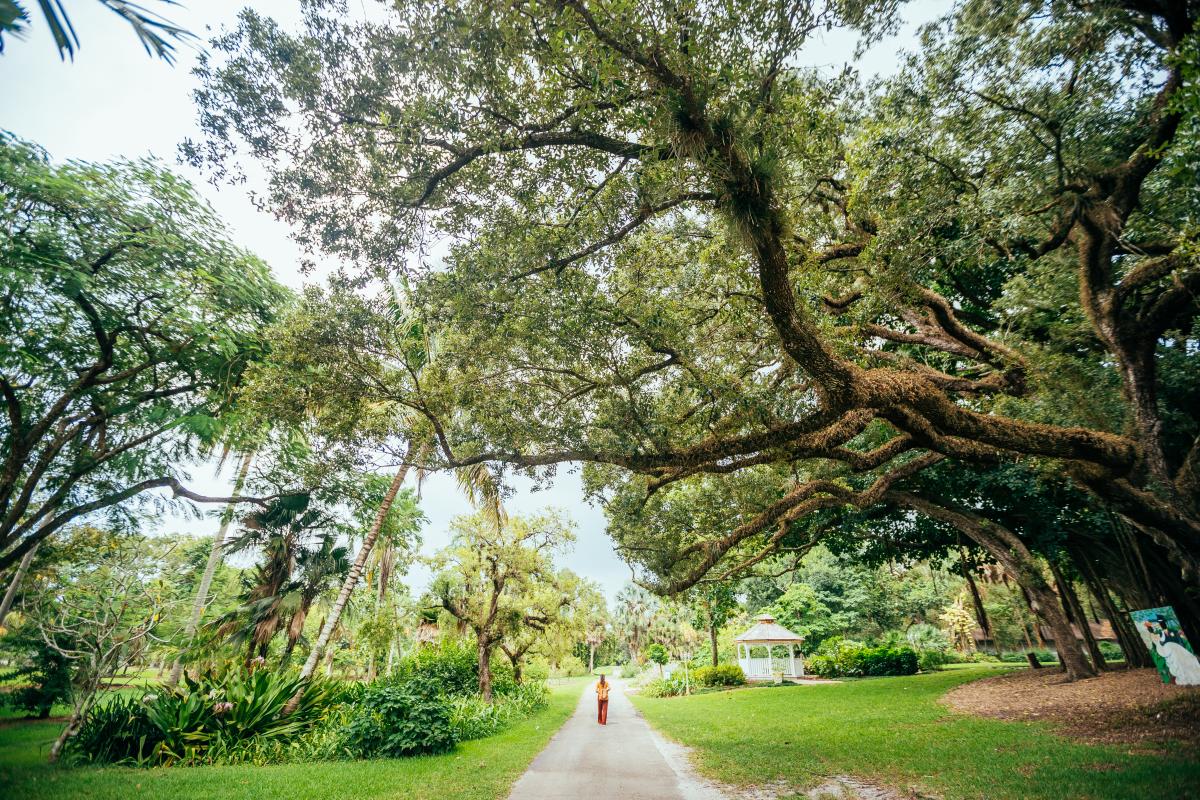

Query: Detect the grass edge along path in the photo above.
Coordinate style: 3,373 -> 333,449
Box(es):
630,667 -> 1200,800
0,679 -> 587,800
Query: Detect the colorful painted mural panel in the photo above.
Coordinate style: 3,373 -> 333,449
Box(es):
1131,606 -> 1200,686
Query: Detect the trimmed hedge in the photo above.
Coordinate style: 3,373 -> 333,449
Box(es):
692,664 -> 746,687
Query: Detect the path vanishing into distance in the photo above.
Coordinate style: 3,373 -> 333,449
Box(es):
507,679 -> 728,800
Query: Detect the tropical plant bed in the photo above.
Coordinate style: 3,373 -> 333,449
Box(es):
942,667 -> 1200,753
632,666 -> 1200,800
0,679 -> 586,800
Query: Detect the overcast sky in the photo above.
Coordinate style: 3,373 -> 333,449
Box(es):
0,0 -> 950,603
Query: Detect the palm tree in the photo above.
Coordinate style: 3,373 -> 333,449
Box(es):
0,0 -> 193,62
362,488 -> 424,680
221,493 -> 327,666
281,534 -> 350,664
615,584 -> 657,663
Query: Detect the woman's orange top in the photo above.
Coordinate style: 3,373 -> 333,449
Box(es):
595,680 -> 610,700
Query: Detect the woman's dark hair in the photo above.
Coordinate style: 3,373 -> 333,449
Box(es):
599,673 -> 607,683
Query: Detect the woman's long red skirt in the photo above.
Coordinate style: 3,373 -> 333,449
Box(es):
597,698 -> 608,725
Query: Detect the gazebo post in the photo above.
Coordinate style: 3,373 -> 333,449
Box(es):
767,644 -> 773,676
788,644 -> 796,677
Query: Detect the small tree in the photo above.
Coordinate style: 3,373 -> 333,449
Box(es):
691,583 -> 739,666
19,531 -> 171,761
430,511 -> 575,700
645,643 -> 669,678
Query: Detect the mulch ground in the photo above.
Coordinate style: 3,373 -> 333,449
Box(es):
942,667 -> 1200,753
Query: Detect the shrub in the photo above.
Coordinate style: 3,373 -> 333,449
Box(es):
524,658 -> 551,682
998,648 -> 1060,664
692,664 -> 746,687
806,638 -> 918,678
392,639 -> 479,697
67,669 -> 337,766
0,627 -> 73,718
63,694 -> 161,765
917,648 -> 949,672
340,676 -> 456,758
449,681 -> 549,741
390,638 -> 519,697
640,675 -> 687,697
146,669 -> 335,766
550,654 -> 588,678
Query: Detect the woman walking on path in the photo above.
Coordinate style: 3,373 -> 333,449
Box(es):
595,673 -> 610,725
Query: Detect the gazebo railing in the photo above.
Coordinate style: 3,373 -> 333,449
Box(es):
738,654 -> 804,678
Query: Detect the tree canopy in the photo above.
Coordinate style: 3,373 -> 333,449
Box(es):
188,1 -> 1198,613
0,133 -> 290,572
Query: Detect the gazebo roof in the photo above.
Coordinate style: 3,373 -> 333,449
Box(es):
734,613 -> 805,643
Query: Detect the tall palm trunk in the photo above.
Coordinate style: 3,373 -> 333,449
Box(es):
0,541 -> 39,630
169,451 -> 253,687
285,446 -> 414,714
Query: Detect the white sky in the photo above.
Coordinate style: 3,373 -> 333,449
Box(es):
0,0 -> 950,602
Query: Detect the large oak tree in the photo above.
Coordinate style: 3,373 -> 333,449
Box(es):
188,0 -> 1199,664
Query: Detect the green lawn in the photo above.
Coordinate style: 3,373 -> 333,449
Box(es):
0,679 -> 585,800
631,667 -> 1200,800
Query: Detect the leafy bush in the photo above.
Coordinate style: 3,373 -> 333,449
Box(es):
390,638 -> 518,697
806,638 -> 918,678
692,664 -> 746,687
340,676 -> 457,758
524,659 -> 550,682
392,639 -> 479,697
63,694 -> 161,765
149,670 -> 334,765
640,675 -> 687,697
0,627 -> 73,718
449,681 -> 549,741
917,648 -> 949,671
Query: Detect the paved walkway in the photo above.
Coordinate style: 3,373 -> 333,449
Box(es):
507,678 -> 726,800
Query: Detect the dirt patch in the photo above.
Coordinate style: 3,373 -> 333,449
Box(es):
942,666 -> 1200,753
806,775 -> 927,799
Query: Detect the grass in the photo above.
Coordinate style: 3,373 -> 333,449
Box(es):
0,679 -> 585,800
631,667 -> 1200,800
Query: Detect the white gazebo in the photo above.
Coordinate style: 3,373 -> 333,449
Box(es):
735,613 -> 805,681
